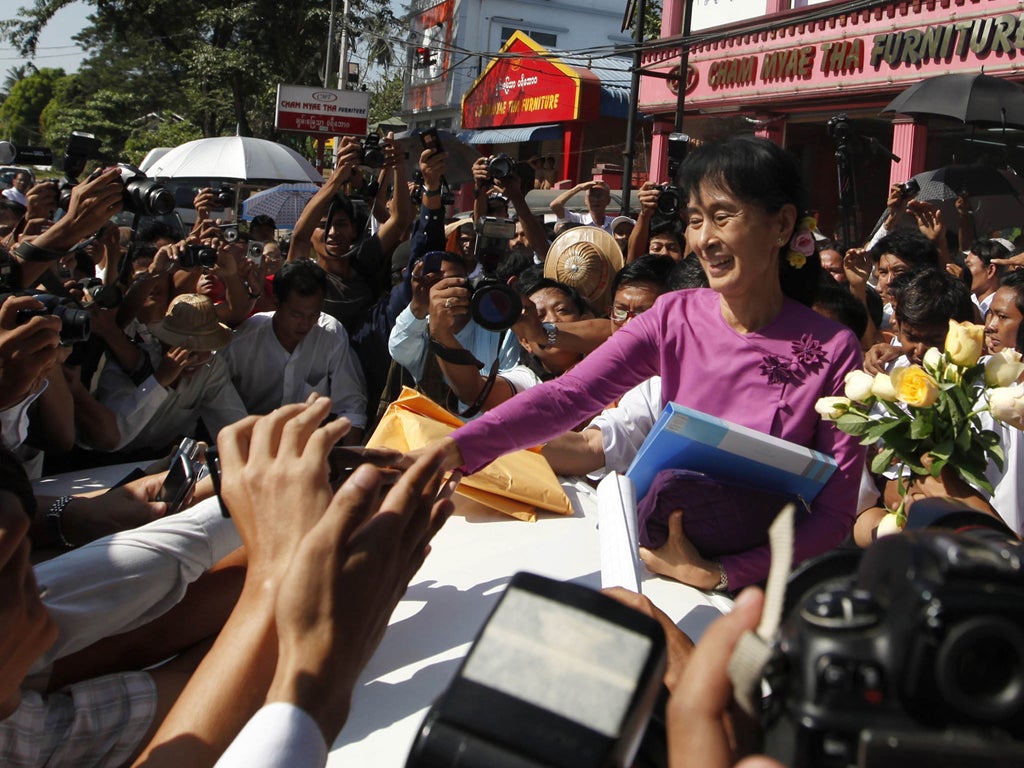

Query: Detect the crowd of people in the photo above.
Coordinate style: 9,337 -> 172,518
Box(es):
0,129 -> 1022,766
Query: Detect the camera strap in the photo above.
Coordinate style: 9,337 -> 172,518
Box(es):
444,330 -> 507,420
727,503 -> 795,719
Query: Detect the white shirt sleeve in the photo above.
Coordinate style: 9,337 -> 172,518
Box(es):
387,306 -> 430,381
31,497 -> 242,672
93,367 -> 169,451
588,377 -> 662,474
214,703 -> 327,768
498,364 -> 541,395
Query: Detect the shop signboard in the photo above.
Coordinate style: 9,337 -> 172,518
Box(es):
640,3 -> 1024,111
462,31 -> 600,130
275,84 -> 369,136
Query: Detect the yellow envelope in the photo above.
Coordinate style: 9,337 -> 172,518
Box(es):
367,387 -> 572,521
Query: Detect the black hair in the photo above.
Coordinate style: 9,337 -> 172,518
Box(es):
495,248 -> 535,282
678,135 -> 806,215
611,254 -> 675,296
519,276 -> 587,316
137,221 -> 181,245
891,267 -> 974,328
812,277 -> 868,339
869,230 -> 939,268
649,221 -> 683,243
667,253 -> 709,290
999,269 -> 1024,320
272,258 -> 328,304
970,238 -> 1011,269
325,194 -> 357,233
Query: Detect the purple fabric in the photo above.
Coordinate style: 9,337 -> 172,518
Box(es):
452,288 -> 866,589
636,468 -> 806,558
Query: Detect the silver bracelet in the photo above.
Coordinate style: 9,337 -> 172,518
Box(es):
714,561 -> 729,593
47,495 -> 77,549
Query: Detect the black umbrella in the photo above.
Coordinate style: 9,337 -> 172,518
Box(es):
907,165 -> 1024,235
882,73 -> 1024,129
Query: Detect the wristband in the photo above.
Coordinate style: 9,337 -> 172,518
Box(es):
541,321 -> 558,347
14,240 -> 69,263
429,337 -> 484,369
713,561 -> 729,593
47,495 -> 77,549
422,187 -> 442,197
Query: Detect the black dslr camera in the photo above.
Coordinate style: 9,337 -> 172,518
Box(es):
116,164 -> 174,217
179,243 -> 218,269
655,184 -> 683,217
485,153 -> 515,182
1,291 -> 91,345
468,217 -> 521,331
360,134 -> 385,169
762,523 -> 1024,767
55,130 -> 102,213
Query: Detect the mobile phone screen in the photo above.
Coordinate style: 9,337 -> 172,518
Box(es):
155,454 -> 197,515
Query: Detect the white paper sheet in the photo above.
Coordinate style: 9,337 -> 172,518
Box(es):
597,472 -> 641,592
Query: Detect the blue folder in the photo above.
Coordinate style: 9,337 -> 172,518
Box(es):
624,402 -> 838,501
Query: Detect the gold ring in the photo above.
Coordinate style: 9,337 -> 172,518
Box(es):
445,298 -> 452,309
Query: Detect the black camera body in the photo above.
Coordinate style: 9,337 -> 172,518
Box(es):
763,529 -> 1024,767
826,113 -> 854,143
117,164 -> 174,217
360,134 -> 385,169
468,217 -> 520,331
656,184 -> 684,216
3,291 -> 91,344
179,243 -> 218,269
486,153 -> 515,182
897,178 -> 920,199
79,278 -> 123,310
213,186 -> 235,208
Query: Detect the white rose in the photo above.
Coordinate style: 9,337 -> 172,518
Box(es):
985,349 -> 1024,388
875,513 -> 904,538
815,396 -> 851,421
871,372 -> 898,402
844,370 -> 875,402
989,384 -> 1024,429
922,346 -> 943,374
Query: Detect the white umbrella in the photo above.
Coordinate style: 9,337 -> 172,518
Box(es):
241,183 -> 321,227
147,137 -> 323,183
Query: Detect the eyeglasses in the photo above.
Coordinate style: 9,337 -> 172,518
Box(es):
610,306 -> 649,324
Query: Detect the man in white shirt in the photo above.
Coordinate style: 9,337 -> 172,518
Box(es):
964,238 -> 1009,319
549,180 -> 614,233
220,259 -> 367,443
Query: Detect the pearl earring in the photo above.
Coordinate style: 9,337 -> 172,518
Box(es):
776,237 -> 785,246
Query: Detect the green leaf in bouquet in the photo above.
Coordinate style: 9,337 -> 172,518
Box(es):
956,462 -> 994,496
955,424 -> 973,453
870,447 -> 896,475
863,418 -> 904,441
909,415 -> 933,440
928,454 -> 949,477
929,440 -> 954,460
835,413 -> 872,436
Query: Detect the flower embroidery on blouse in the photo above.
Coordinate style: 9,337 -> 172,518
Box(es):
759,335 -> 828,386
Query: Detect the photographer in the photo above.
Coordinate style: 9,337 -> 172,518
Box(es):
173,219 -> 255,328
471,156 -> 549,263
628,182 -> 685,264
289,133 -> 412,334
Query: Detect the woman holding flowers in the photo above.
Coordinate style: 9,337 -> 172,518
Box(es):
428,136 -> 866,592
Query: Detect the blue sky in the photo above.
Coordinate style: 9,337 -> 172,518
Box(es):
1,1 -> 92,75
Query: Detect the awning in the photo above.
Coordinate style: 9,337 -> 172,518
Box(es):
456,124 -> 563,145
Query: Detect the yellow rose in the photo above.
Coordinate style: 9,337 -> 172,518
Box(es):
844,370 -> 875,402
985,349 -> 1024,388
989,384 -> 1024,429
922,346 -> 943,374
890,365 -> 939,408
871,372 -> 898,402
814,396 -> 851,421
944,320 -> 985,367
797,216 -> 818,232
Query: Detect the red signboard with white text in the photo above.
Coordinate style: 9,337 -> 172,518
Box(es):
275,84 -> 369,136
461,31 -> 600,130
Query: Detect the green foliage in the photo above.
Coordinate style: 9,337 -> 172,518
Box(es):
0,67 -> 65,143
2,0 -> 402,157
123,118 -> 203,166
367,73 -> 405,126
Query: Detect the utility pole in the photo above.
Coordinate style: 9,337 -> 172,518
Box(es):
324,0 -> 336,87
620,0 -> 648,217
338,0 -> 351,90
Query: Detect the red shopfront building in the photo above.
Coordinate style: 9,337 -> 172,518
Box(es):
460,31 -> 632,185
640,0 -> 1024,242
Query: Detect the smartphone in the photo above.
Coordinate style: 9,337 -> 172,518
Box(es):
421,127 -> 444,157
155,438 -> 200,515
421,250 -> 445,276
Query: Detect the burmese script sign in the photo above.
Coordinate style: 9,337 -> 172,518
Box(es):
275,84 -> 369,135
462,31 -> 599,130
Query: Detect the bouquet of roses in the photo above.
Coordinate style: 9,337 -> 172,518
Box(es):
815,320 -> 1024,532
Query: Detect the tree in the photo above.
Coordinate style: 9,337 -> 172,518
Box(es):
368,72 -> 404,126
1,0 -> 404,145
2,63 -> 38,100
0,67 -> 64,144
123,116 -> 203,166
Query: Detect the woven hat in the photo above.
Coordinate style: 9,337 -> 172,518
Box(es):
543,226 -> 624,314
150,294 -> 233,351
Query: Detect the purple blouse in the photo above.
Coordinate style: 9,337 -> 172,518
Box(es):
452,288 -> 866,589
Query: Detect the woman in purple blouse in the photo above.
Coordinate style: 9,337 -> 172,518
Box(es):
431,136 -> 866,592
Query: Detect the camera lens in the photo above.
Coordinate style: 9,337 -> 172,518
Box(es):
657,185 -> 682,216
125,179 -> 175,216
936,616 -> 1024,723
487,155 -> 514,180
53,303 -> 91,344
215,188 -> 235,207
471,282 -> 521,331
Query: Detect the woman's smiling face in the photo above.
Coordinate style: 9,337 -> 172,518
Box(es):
686,180 -> 793,301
